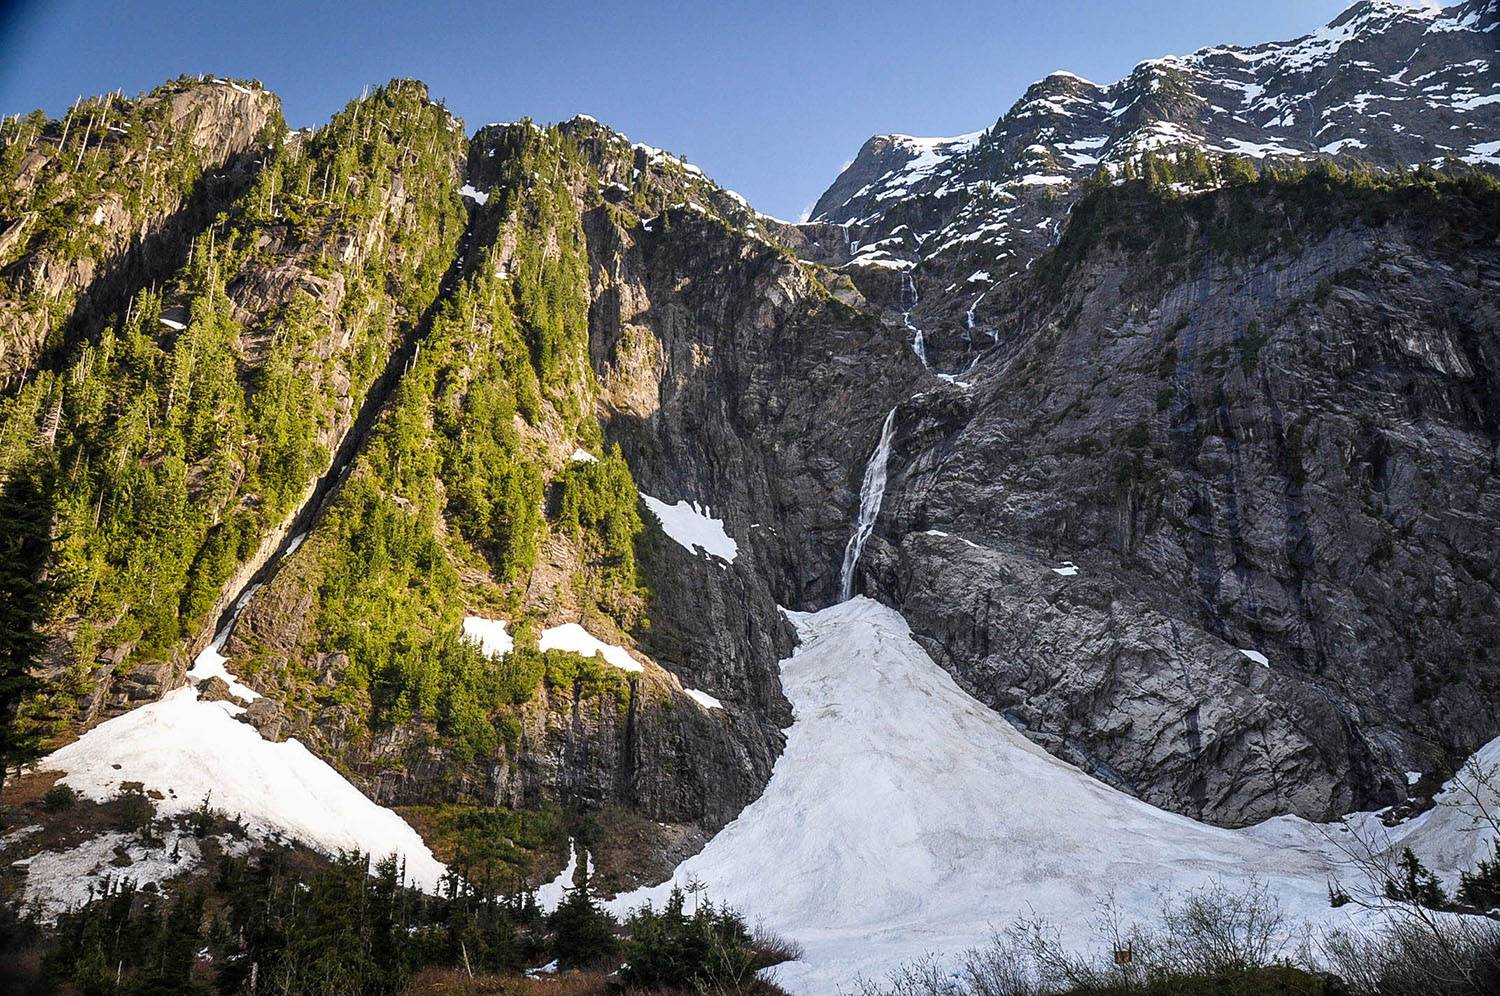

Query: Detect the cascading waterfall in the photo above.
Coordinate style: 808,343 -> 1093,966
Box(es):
901,271 -> 928,367
838,407 -> 899,601
965,290 -> 996,342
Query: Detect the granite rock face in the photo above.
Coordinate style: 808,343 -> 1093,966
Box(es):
849,179 -> 1500,825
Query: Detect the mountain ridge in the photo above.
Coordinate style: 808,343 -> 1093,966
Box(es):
0,4 -> 1498,987
809,0 -> 1498,339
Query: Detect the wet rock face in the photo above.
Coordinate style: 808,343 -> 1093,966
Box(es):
584,204 -> 925,609
851,182 -> 1500,825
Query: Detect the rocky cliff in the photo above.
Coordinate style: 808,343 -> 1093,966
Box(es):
812,0 -> 1499,372
3,0 -> 1498,874
849,172 -> 1500,825
0,78 -> 280,386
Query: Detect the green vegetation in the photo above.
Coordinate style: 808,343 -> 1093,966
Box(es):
620,887 -> 767,991
405,803 -> 564,887
3,840 -> 795,995
1458,843 -> 1500,912
1237,320 -> 1267,375
0,460 -> 52,791
1051,158 -> 1500,292
548,861 -> 620,968
1385,847 -> 1448,908
0,78 -> 276,286
557,446 -> 647,622
0,80 -> 468,745
226,119 -> 645,771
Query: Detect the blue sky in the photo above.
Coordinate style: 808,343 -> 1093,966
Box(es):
1,0 -> 1373,220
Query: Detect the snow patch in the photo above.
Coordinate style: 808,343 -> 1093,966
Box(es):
462,617 -> 514,659
458,184 -> 489,205
21,831 -> 204,917
1239,648 -> 1271,667
683,688 -> 724,710
463,616 -> 642,673
539,623 -> 643,673
536,840 -> 592,912
640,493 -> 738,563
186,585 -> 263,703
37,687 -> 447,892
1467,139 -> 1500,164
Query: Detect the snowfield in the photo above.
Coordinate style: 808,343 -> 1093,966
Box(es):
36,686 -> 447,894
640,492 -> 739,563
27,624 -> 448,908
609,597 -> 1499,994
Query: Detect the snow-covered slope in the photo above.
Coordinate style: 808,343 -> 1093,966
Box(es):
610,597 -> 1498,993
811,0 -> 1499,282
26,629 -> 448,906
29,683 -> 447,900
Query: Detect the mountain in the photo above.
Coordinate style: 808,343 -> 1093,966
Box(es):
810,0 -> 1499,369
1,1 -> 1499,990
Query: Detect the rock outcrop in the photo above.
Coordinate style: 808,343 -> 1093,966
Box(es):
0,79 -> 280,384
854,176 -> 1500,825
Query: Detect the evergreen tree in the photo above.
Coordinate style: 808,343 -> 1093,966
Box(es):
547,860 -> 618,969
1457,843 -> 1500,911
620,887 -> 759,991
1219,153 -> 1258,186
1386,847 -> 1448,909
0,461 -> 54,792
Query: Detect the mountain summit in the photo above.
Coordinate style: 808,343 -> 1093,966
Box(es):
812,0 -> 1498,294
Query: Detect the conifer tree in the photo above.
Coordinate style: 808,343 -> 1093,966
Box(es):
0,461 -> 53,792
547,859 -> 619,968
1386,847 -> 1448,909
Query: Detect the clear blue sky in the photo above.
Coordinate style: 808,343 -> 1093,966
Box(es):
1,0 -> 1377,220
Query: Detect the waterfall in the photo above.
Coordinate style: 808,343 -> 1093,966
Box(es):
838,407 -> 899,601
902,272 -> 928,367
966,290 -> 992,340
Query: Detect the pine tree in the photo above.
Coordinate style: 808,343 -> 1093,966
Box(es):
547,859 -> 618,968
0,461 -> 54,793
1386,847 -> 1448,909
1457,843 -> 1500,911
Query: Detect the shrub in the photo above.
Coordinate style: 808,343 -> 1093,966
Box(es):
117,785 -> 155,832
620,887 -> 763,992
854,880 -> 1312,996
42,784 -> 77,812
1323,916 -> 1500,996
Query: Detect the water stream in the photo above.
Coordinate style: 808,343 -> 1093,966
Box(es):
838,407 -> 899,601
901,271 -> 927,366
